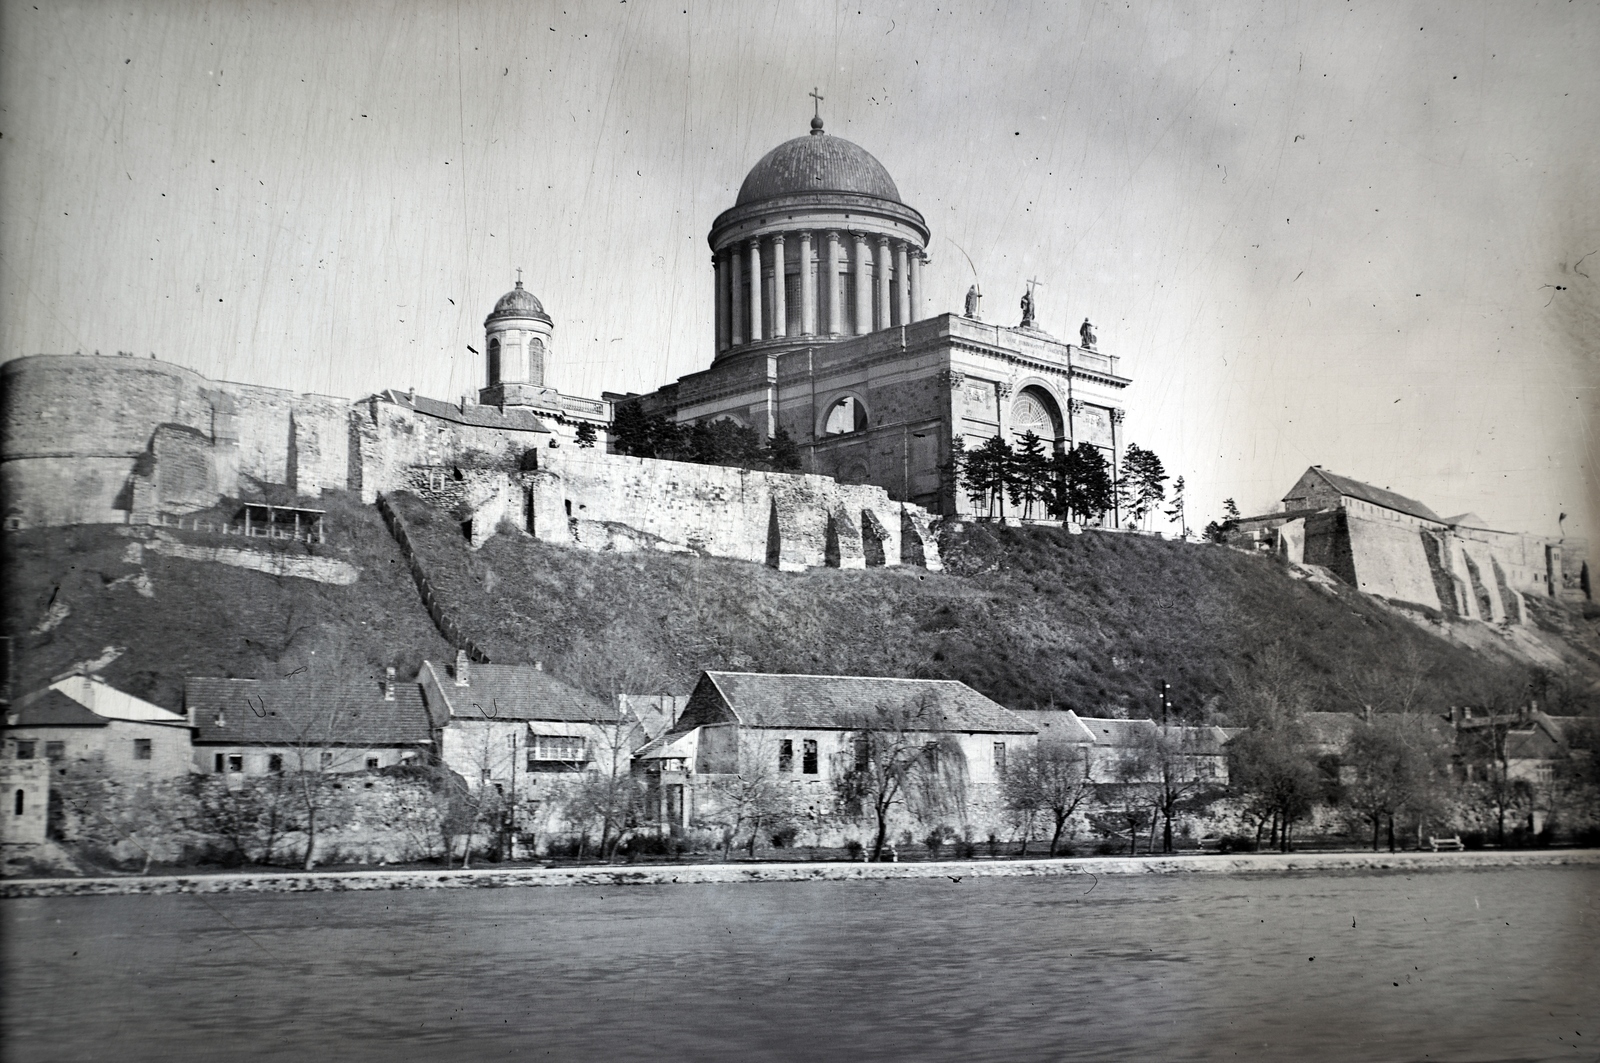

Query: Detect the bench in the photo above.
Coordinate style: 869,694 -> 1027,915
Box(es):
1428,835 -> 1465,852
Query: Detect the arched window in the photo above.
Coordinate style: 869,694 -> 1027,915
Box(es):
1010,387 -> 1064,447
822,395 -> 869,436
528,337 -> 545,387
487,337 -> 502,385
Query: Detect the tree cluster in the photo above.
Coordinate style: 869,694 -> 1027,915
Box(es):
948,435 -> 1123,523
610,400 -> 802,472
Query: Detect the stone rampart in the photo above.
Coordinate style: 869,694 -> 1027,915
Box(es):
2,355 -> 350,528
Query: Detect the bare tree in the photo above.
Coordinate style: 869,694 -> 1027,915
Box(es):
1001,739 -> 1094,856
1342,712 -> 1452,851
695,732 -> 796,860
834,696 -> 969,862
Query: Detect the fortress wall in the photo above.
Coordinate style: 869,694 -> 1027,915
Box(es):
3,355 -> 361,525
354,401 -> 545,504
1,456 -> 136,527
1342,513 -> 1443,611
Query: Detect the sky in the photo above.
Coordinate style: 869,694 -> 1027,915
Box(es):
3,0 -> 1596,540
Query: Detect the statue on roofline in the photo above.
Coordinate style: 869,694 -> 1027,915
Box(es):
964,285 -> 982,320
1080,318 -> 1097,349
1020,287 -> 1035,329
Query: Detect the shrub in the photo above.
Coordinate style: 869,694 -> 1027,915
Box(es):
769,825 -> 798,848
843,838 -> 864,861
1217,835 -> 1257,854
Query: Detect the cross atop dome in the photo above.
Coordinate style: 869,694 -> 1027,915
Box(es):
809,87 -> 825,134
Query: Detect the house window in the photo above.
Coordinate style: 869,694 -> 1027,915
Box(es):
399,752 -> 417,765
802,739 -> 819,775
268,754 -> 283,773
15,740 -> 35,760
779,739 -> 794,773
45,742 -> 65,761
320,751 -> 334,769
228,755 -> 244,773
854,738 -> 869,773
134,739 -> 153,761
366,756 -> 380,770
1535,763 -> 1554,784
13,789 -> 22,816
994,742 -> 1007,775
214,753 -> 226,773
533,735 -> 589,761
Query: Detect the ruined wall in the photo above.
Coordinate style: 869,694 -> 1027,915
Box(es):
517,449 -> 941,571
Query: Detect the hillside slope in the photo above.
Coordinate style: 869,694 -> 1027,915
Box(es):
3,492 -> 451,711
8,488 -> 1590,718
387,492 -> 1570,715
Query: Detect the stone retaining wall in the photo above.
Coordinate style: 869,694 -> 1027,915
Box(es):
5,849 -> 1594,898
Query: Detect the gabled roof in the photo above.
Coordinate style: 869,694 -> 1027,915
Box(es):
6,688 -> 105,728
680,672 -> 1037,734
1301,468 -> 1443,524
419,661 -> 618,724
1009,709 -> 1095,744
1075,717 -> 1160,746
381,390 -> 551,434
186,675 -> 432,746
5,675 -> 187,729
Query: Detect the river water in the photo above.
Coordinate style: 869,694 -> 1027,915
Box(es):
3,866 -> 1596,1062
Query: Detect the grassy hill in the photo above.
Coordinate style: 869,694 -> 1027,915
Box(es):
6,487 -> 1591,719
3,491 -> 451,711
386,492 -> 1574,716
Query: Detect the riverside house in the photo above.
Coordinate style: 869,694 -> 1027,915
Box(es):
185,670 -> 432,777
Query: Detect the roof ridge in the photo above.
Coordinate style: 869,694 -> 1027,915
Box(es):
707,670 -> 963,685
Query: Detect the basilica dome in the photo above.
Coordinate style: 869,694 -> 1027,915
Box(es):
485,280 -> 551,325
735,127 -> 903,206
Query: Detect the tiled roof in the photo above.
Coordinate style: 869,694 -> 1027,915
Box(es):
1009,709 -> 1094,743
1075,717 -> 1160,746
1311,469 -> 1443,524
6,688 -> 105,728
419,661 -> 618,724
382,390 -> 551,434
694,672 -> 1036,734
186,675 -> 432,746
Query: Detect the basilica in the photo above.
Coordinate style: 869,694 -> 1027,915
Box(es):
594,110 -> 1132,517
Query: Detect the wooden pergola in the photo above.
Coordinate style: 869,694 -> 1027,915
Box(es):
240,503 -> 326,543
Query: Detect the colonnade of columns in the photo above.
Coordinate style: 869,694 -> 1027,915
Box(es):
715,231 -> 925,353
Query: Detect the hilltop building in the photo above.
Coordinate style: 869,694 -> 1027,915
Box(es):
1229,466 -> 1589,621
611,114 -> 1130,516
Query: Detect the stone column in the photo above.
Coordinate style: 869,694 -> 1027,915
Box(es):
798,231 -> 815,336
771,234 -> 787,339
895,242 -> 911,327
730,245 -> 744,347
826,232 -> 842,336
748,237 -> 764,342
714,253 -> 729,353
853,234 -> 872,336
875,237 -> 892,331
909,250 -> 923,323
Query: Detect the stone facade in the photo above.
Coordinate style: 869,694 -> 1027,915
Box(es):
1232,466 -> 1590,620
617,119 -> 1130,518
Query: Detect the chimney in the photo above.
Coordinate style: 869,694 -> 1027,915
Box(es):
385,666 -> 397,701
455,649 -> 470,687
1463,706 -> 1473,721
1362,705 -> 1372,723
534,661 -> 543,672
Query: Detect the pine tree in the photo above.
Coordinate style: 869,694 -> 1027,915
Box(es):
1008,431 -> 1050,519
1164,475 -> 1187,537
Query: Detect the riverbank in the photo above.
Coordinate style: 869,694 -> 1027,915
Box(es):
4,847 -> 1596,898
